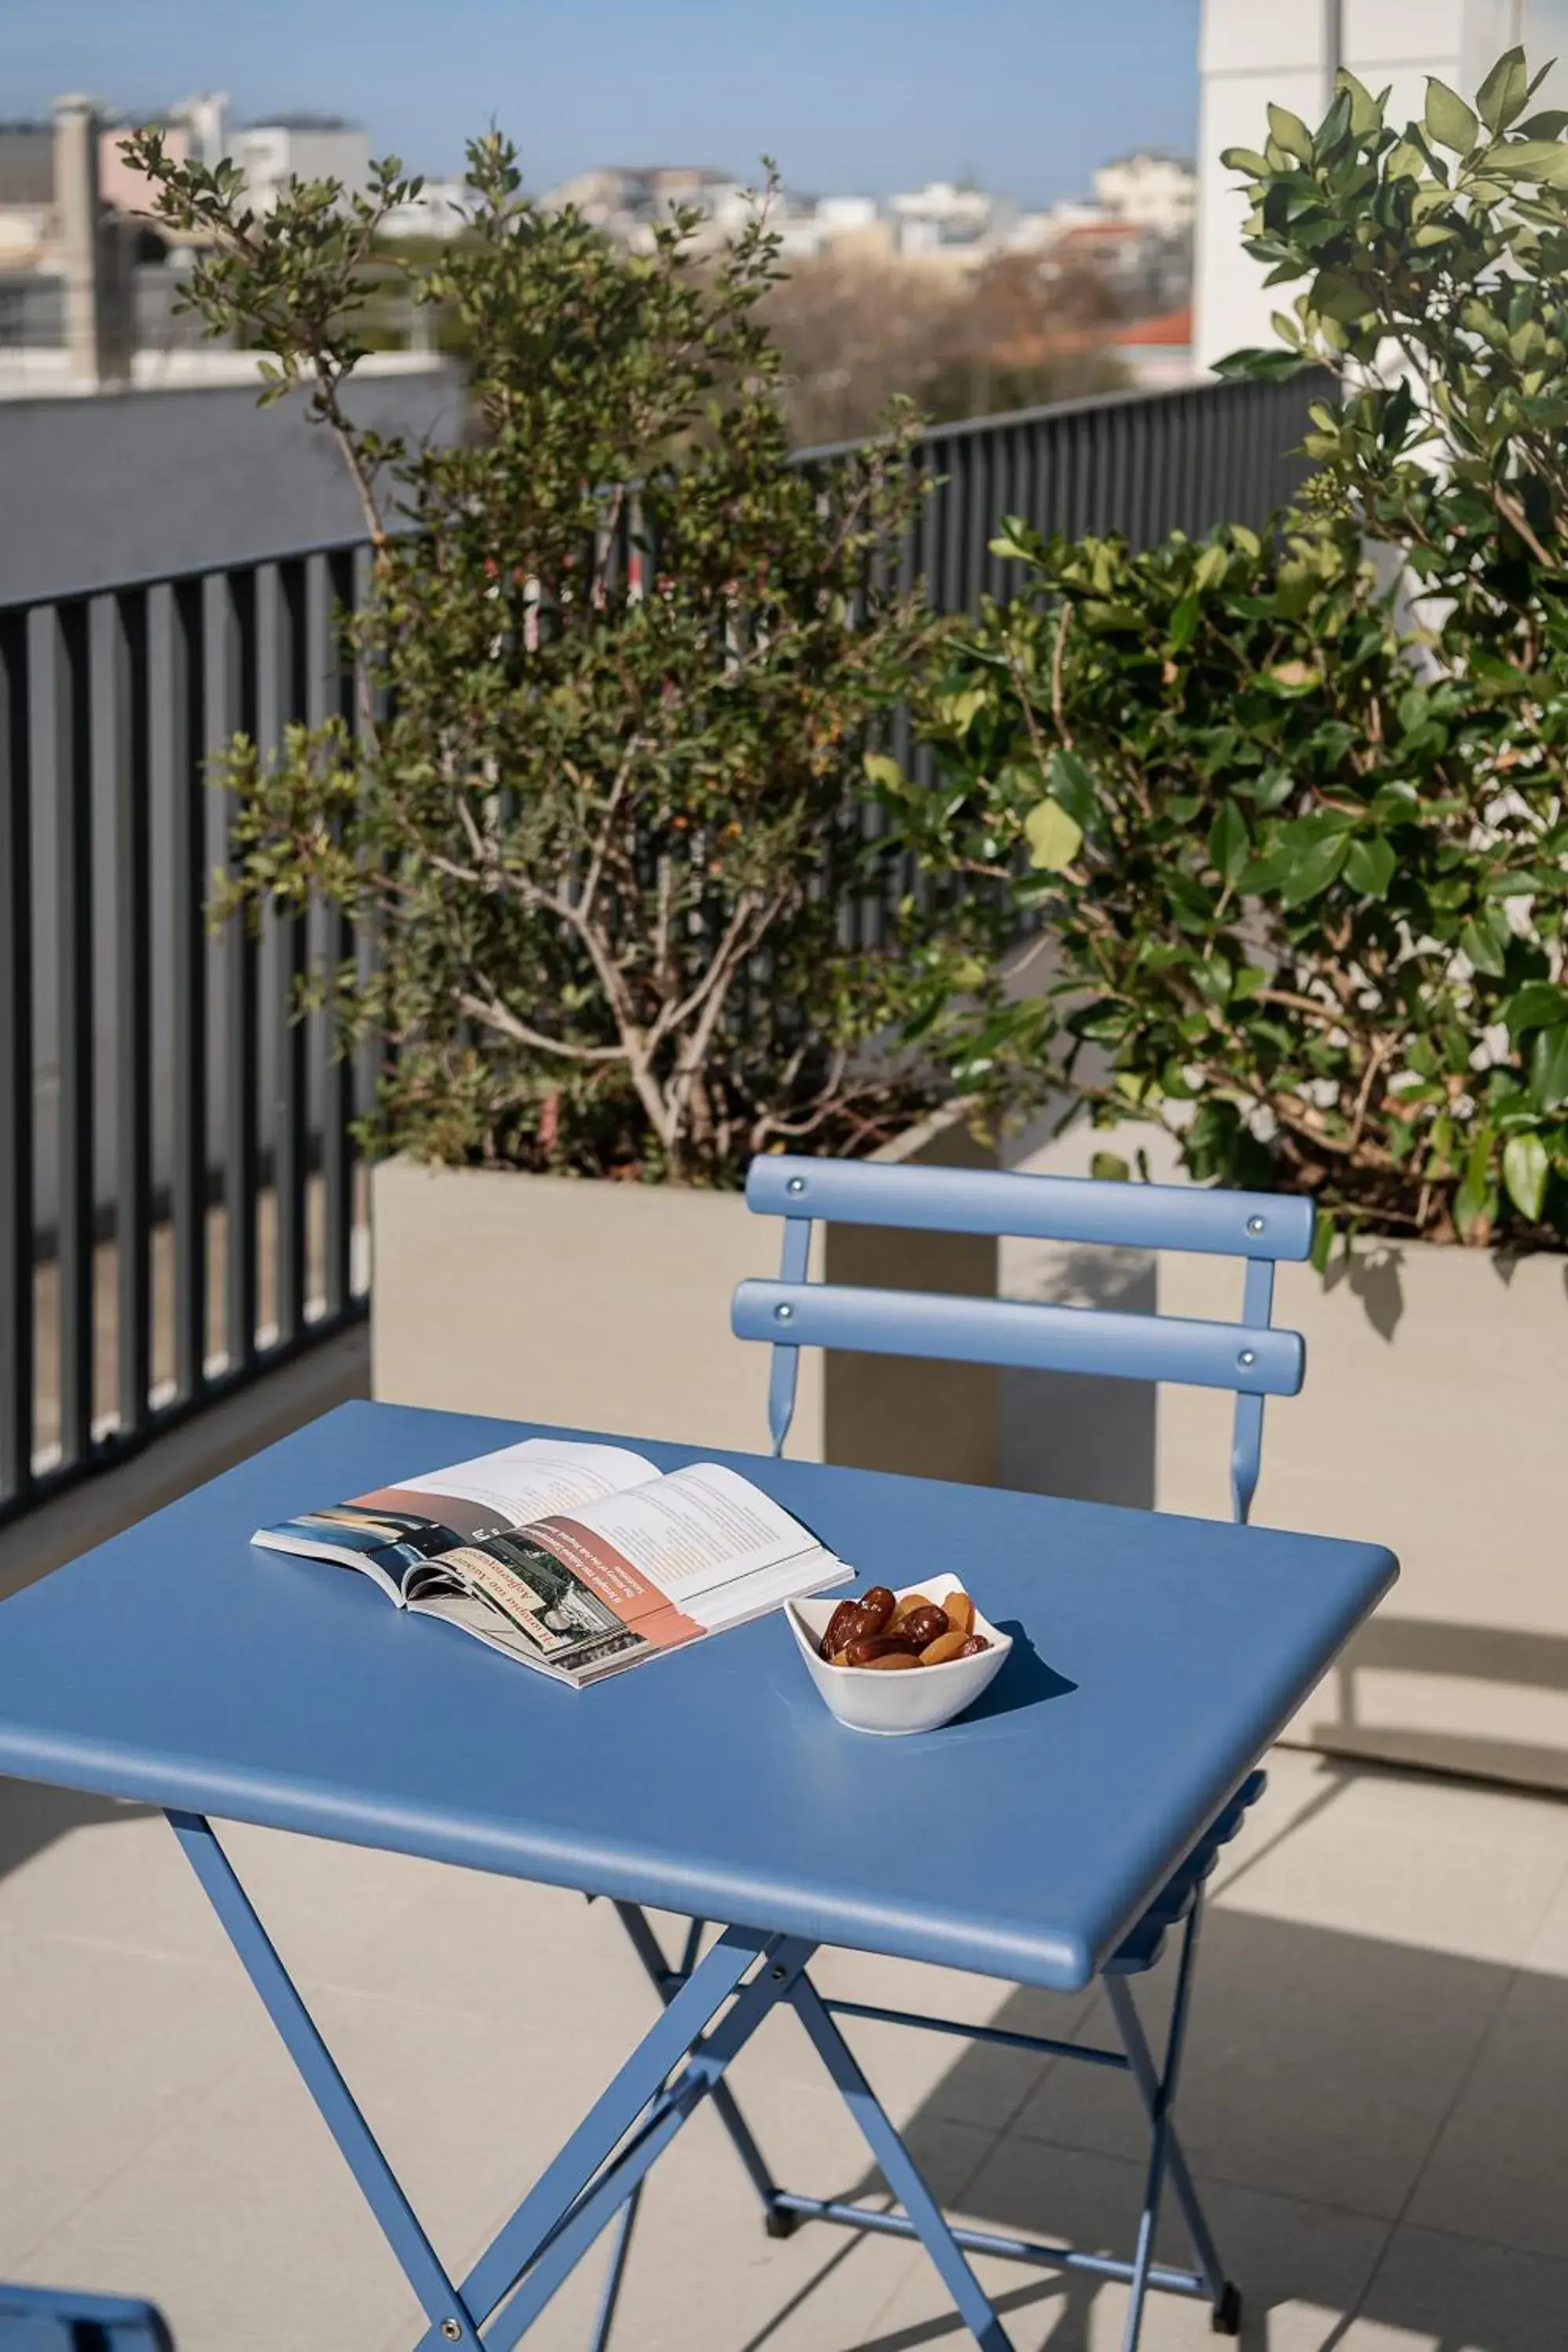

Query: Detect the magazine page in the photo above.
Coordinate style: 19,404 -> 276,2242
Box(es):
406,1463 -> 848,1684
542,1465 -> 840,1625
251,1436 -> 658,1599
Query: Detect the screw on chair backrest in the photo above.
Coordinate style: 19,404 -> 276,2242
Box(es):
732,1154 -> 1315,1524
0,2283 -> 176,2350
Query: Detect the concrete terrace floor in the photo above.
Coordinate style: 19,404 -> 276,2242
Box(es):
0,1745 -> 1564,2350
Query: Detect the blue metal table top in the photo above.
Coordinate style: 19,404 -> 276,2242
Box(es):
0,1402 -> 1396,1992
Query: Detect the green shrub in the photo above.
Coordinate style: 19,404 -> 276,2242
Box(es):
125,129 -> 953,1182
894,51 -> 1568,1253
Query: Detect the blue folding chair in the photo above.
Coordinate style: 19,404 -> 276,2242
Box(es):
0,2284 -> 174,2350
602,1152 -> 1312,2351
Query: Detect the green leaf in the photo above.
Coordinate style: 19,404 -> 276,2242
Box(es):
1309,1211 -> 1334,1275
1334,70 -> 1384,141
1279,831 -> 1352,909
1310,270 -> 1374,325
1024,797 -> 1084,873
1454,1133 -> 1497,1236
1502,982 -> 1568,1036
1502,1131 -> 1549,1221
1190,955 -> 1233,1007
988,517 -> 1035,562
1460,916 -> 1507,977
1047,748 -> 1098,837
1207,799 -> 1249,885
1530,1025 -> 1568,1109
862,752 -> 906,793
1497,139 -> 1568,187
1089,1151 -> 1131,1182
1192,543 -> 1229,593
1385,136 -> 1428,179
1425,78 -> 1479,152
1167,593 -> 1201,654
1219,147 -> 1271,177
1476,47 -> 1531,134
1211,346 -> 1314,383
1267,103 -> 1316,162
1344,833 -> 1396,897
935,686 -> 987,735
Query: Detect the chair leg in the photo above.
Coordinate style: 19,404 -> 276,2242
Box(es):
1103,1893 -> 1239,2348
587,2182 -> 642,2352
789,1972 -> 1014,2352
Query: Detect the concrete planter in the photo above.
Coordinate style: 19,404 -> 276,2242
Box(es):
372,1107 -> 998,1487
1007,1120 -> 1568,1792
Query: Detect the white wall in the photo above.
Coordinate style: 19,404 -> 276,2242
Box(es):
1195,0 -> 1548,370
1196,2 -> 1337,369
238,125 -> 371,212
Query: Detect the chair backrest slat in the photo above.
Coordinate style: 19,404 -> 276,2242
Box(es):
745,1156 -> 1315,1261
735,1149 -> 1316,1525
733,1279 -> 1303,1396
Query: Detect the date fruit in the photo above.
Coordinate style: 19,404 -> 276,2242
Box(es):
898,1604 -> 951,1651
816,1585 -> 998,1681
887,1591 -> 932,1628
848,1586 -> 896,1641
819,1600 -> 861,1661
844,1632 -> 921,1667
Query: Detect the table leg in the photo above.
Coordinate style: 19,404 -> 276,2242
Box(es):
586,1905 -> 786,2352
460,1936 -> 819,2352
165,1809 -> 808,2352
165,1818 -> 1031,2352
612,1904 -> 784,2216
167,1810 -> 485,2350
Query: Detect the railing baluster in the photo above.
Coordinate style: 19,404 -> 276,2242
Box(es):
264,561 -> 309,1347
350,545 -> 378,1181
168,577 -> 208,1405
316,550 -> 357,1319
213,568 -> 259,1381
53,599 -> 93,1472
111,589 -> 152,1443
0,609 -> 33,1508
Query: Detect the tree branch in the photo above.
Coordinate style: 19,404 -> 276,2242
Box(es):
457,991 -> 627,1063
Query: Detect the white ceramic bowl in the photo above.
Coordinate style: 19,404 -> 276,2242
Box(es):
786,1572 -> 1011,1737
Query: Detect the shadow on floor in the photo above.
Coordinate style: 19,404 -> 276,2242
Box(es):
735,1891 -> 1568,2352
0,1777 -> 151,1886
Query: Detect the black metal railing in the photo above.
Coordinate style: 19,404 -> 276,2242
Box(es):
1,546 -> 375,1524
0,370 -> 1322,1523
807,370 -> 1323,611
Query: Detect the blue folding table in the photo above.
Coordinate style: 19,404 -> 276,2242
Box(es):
0,1400 -> 1395,2350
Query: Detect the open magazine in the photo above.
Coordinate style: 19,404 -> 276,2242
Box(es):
252,1437 -> 850,1688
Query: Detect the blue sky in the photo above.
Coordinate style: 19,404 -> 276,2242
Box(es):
11,0 -> 1200,204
